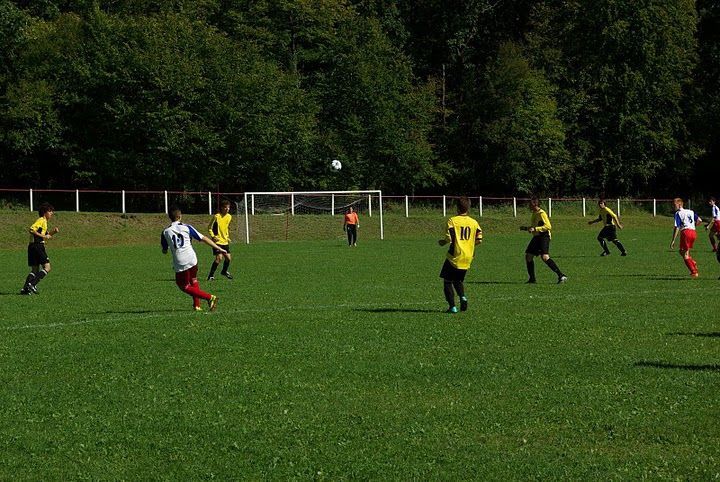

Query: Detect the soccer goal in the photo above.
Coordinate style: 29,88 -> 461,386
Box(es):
237,191 -> 384,243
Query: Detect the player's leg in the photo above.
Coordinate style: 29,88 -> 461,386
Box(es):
440,260 -> 458,312
680,230 -> 699,276
711,222 -> 719,252
220,251 -> 232,279
541,253 -> 567,283
208,250 -> 223,280
452,280 -> 468,311
351,225 -> 357,246
347,226 -> 353,246
525,252 -> 536,283
597,232 -> 610,256
29,262 -> 50,291
611,238 -> 627,255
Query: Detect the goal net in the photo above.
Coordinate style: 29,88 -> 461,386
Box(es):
236,191 -> 384,243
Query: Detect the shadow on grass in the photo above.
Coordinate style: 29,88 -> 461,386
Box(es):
667,332 -> 720,338
89,308 -> 181,315
353,307 -> 440,314
466,280 -> 523,285
634,361 -> 720,372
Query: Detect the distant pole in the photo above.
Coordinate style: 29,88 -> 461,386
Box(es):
617,198 -> 621,217
251,194 -> 255,215
76,189 -> 80,212
379,192 -> 384,240
653,199 -> 656,217
479,196 -> 483,217
29,189 -> 33,212
208,192 -> 212,215
442,195 -> 446,217
582,198 -> 586,217
405,195 -> 409,218
513,197 -> 517,217
331,194 -> 335,216
368,194 -> 372,217
122,190 -> 126,214
548,198 -> 552,217
291,193 -> 295,216
164,191 -> 168,214
244,193 -> 250,244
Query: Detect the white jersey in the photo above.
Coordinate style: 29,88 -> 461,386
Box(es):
712,205 -> 720,221
674,208 -> 698,231
161,221 -> 204,272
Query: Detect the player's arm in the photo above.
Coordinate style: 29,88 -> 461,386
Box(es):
670,226 -> 678,249
588,215 -> 602,225
201,235 -> 226,254
530,212 -> 551,233
609,210 -> 623,229
208,216 -> 220,241
475,226 -> 483,245
161,233 -> 168,254
438,220 -> 452,246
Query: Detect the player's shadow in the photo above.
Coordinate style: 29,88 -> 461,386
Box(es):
353,307 -> 439,314
466,280 -> 523,285
88,308 -> 181,315
634,361 -> 720,372
667,332 -> 720,338
647,276 -> 693,281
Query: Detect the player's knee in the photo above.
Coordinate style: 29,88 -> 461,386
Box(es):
43,264 -> 52,273
225,253 -> 232,261
541,255 -> 550,262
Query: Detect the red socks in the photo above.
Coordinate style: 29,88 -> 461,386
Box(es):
684,257 -> 698,274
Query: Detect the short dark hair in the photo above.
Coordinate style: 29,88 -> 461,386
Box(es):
530,196 -> 540,206
168,206 -> 182,221
598,198 -> 606,205
710,196 -> 717,203
219,199 -> 231,208
38,202 -> 54,216
456,196 -> 470,214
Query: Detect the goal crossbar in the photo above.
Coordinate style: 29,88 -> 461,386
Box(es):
242,190 -> 383,244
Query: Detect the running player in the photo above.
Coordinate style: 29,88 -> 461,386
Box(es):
207,199 -> 233,280
588,199 -> 627,256
522,197 -> 568,284
706,196 -> 720,252
670,198 -> 702,278
20,202 -> 59,295
162,206 -> 226,311
438,197 -> 482,313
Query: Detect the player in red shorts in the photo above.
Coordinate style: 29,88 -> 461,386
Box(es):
670,198 -> 703,278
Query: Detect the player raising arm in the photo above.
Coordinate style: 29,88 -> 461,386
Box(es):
670,198 -> 702,278
162,206 -> 226,311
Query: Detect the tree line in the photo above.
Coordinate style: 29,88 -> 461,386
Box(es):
0,0 -> 717,197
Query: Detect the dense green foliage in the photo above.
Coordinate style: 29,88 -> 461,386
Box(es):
1,213 -> 719,478
0,0 -> 718,195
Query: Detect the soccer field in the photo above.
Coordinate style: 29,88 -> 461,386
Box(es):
1,219 -> 718,479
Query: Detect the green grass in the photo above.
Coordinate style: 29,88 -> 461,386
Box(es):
1,212 -> 719,479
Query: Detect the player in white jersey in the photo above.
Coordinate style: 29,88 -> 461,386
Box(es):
706,197 -> 720,253
161,206 -> 227,311
670,198 -> 702,278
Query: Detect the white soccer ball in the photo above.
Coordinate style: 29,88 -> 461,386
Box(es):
331,159 -> 342,171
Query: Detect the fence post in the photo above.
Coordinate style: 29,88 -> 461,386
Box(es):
29,189 -> 33,212
379,192 -> 384,240
122,190 -> 126,214
443,195 -> 446,217
208,192 -> 212,215
251,194 -> 255,215
653,199 -> 656,217
291,193 -> 295,216
76,189 -> 80,212
582,198 -> 586,217
548,198 -> 552,217
405,195 -> 409,218
164,191 -> 168,214
617,198 -> 621,217
513,197 -> 517,217
479,196 -> 483,217
331,193 -> 335,216
244,192 -> 250,244
368,194 -> 372,217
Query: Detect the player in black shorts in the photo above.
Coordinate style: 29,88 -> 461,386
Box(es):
21,202 -> 59,295
522,197 -> 567,284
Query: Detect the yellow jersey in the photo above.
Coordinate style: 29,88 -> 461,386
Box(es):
208,213 -> 232,245
29,216 -> 48,244
443,214 -> 482,270
530,209 -> 551,238
597,206 -> 620,226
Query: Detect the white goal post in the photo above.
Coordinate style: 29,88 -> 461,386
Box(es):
240,190 -> 384,244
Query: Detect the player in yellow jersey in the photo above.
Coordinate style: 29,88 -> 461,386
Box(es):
20,202 -> 60,295
521,197 -> 567,284
588,199 -> 627,256
438,197 -> 482,313
206,199 -> 234,280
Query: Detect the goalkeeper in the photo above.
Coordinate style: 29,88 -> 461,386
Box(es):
343,206 -> 360,246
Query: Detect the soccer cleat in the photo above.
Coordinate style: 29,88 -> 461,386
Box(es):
558,275 -> 568,284
600,252 -> 610,256
460,296 -> 468,312
446,306 -> 458,314
221,272 -> 233,280
208,295 -> 218,311
19,288 -> 31,295
691,272 -> 699,279
194,306 -> 203,312
621,252 -> 627,256
28,284 -> 38,294
207,275 -> 215,281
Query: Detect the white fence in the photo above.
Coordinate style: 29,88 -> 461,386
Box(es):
0,188 -> 675,217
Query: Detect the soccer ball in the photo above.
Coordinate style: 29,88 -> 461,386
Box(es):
331,159 -> 342,171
